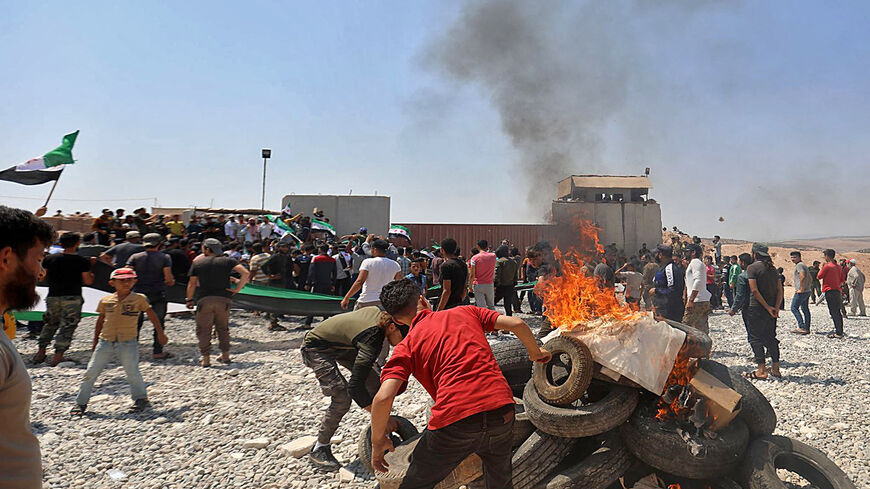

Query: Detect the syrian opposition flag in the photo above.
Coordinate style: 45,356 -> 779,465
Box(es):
0,131 -> 79,185
311,219 -> 335,236
388,225 -> 411,239
266,215 -> 294,237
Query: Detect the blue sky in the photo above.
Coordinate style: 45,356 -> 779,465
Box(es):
1,1 -> 868,240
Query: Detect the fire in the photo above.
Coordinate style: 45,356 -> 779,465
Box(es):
655,347 -> 697,421
536,219 -> 638,330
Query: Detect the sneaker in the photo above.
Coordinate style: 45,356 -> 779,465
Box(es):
129,399 -> 151,413
309,445 -> 341,471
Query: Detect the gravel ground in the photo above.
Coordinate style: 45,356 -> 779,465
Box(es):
13,297 -> 869,488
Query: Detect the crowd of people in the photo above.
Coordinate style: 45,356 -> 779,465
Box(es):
632,234 -> 866,381
3,203 -> 869,488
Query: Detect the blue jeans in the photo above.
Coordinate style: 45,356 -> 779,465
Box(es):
76,339 -> 147,405
790,292 -> 811,331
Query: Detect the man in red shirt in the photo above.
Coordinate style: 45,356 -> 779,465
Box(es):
818,248 -> 845,338
370,279 -> 550,488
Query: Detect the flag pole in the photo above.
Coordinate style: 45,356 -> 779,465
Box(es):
43,169 -> 63,208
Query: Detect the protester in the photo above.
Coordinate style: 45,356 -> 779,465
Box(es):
744,244 -> 783,380
333,244 -> 353,297
681,244 -> 713,333
295,245 -> 314,290
223,216 -> 239,241
76,233 -> 109,259
615,262 -> 643,307
808,260 -> 822,303
396,247 -> 411,277
91,209 -> 114,246
704,255 -> 721,309
592,256 -> 614,289
301,307 -> 408,470
712,235 -> 722,263
846,259 -> 866,316
33,232 -> 94,366
818,249 -> 846,338
100,230 -> 145,267
789,251 -> 812,334
186,238 -> 249,366
127,233 -> 175,360
341,239 -> 401,310
0,206 -> 54,486
777,267 -> 786,310
640,254 -> 659,310
728,254 -> 742,305
72,267 -> 168,415
369,279 -> 551,487
405,260 -> 428,295
524,251 -> 545,315
307,245 -> 337,295
493,245 -> 519,316
728,253 -> 754,340
468,240 -> 497,310
166,214 -> 186,238
248,242 -> 272,286
651,244 -> 685,322
164,238 -> 191,284
435,238 -> 468,311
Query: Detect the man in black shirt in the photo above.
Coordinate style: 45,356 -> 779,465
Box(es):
164,238 -> 191,284
436,238 -> 468,311
77,233 -> 109,258
186,238 -> 249,366
744,243 -> 783,380
128,233 -> 175,360
33,232 -> 94,366
100,231 -> 145,268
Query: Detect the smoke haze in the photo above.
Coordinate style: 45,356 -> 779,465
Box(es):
419,0 -> 870,240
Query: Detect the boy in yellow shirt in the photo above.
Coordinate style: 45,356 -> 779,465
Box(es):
71,268 -> 168,415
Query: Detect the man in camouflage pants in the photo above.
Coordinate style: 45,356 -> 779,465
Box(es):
33,232 -> 95,366
300,307 -> 407,471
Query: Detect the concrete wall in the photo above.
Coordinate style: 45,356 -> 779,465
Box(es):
281,195 -> 390,237
551,201 -> 662,256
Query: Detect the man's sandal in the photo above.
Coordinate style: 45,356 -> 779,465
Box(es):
744,371 -> 768,380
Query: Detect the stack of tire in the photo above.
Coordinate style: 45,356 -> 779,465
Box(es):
493,325 -> 856,489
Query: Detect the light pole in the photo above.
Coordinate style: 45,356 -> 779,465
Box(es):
261,148 -> 271,210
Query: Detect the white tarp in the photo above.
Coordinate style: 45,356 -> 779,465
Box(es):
543,314 -> 685,395
34,287 -> 187,315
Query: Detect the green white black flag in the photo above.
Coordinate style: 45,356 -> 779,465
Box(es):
0,131 -> 78,186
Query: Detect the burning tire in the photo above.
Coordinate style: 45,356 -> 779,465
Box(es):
539,430 -> 635,489
511,430 -> 577,489
533,335 -> 594,406
737,435 -> 856,489
523,379 -> 639,438
620,401 -> 749,479
697,359 -> 777,437
492,338 -> 534,398
664,319 -> 712,358
512,397 -> 535,448
357,416 -> 419,475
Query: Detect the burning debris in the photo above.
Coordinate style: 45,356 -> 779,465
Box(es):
485,219 -> 855,488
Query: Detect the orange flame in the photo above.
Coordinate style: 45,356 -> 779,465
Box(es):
537,219 -> 638,330
655,347 -> 697,421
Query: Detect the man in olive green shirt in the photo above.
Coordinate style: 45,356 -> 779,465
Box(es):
301,307 -> 407,471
